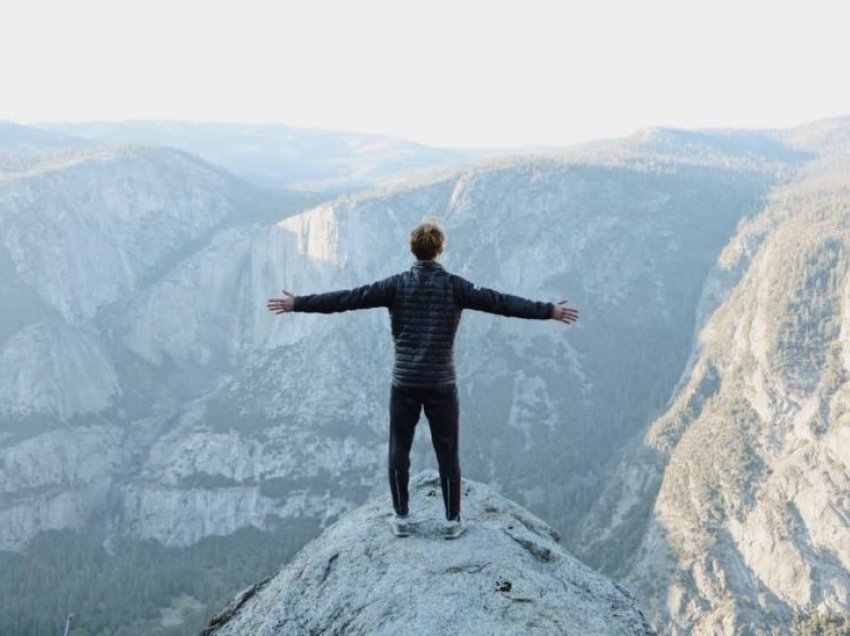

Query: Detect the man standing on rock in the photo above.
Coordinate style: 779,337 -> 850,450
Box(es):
266,219 -> 579,539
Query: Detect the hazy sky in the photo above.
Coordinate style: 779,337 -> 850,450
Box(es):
2,0 -> 849,148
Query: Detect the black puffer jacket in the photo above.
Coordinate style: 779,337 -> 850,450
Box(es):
293,259 -> 554,387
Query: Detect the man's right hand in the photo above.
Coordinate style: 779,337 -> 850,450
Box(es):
551,299 -> 579,324
267,289 -> 295,314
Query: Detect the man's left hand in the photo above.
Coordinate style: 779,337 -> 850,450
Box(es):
551,299 -> 579,324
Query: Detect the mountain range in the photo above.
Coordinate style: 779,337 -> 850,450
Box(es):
1,116 -> 849,634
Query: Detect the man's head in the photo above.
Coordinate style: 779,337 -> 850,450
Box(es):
410,218 -> 445,261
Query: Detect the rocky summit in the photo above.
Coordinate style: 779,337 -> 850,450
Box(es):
203,470 -> 653,635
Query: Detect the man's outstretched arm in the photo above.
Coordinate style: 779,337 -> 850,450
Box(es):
452,275 -> 579,323
267,275 -> 397,315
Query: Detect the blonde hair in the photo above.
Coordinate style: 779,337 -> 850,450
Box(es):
410,217 -> 445,260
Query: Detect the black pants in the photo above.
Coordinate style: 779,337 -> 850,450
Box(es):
388,382 -> 461,521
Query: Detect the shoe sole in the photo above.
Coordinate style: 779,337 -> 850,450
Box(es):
389,522 -> 410,537
443,526 -> 466,540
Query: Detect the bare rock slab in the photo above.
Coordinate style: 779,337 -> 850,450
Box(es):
204,470 -> 654,635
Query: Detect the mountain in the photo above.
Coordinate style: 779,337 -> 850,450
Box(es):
577,152 -> 850,633
82,135 -> 787,557
203,470 -> 653,636
0,136 -> 319,553
0,120 -> 93,177
41,120 -> 541,192
0,120 -> 83,151
3,117 -> 850,634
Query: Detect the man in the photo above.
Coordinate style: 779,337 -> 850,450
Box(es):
266,219 -> 579,539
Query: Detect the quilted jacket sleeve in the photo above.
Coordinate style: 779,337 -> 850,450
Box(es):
292,275 -> 397,313
452,275 -> 553,319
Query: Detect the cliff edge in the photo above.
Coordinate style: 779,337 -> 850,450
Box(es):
203,470 -> 653,635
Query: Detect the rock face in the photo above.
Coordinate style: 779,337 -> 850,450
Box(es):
578,154 -> 850,633
203,470 -> 653,636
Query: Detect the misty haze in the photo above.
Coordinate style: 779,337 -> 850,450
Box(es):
3,1 -> 850,635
